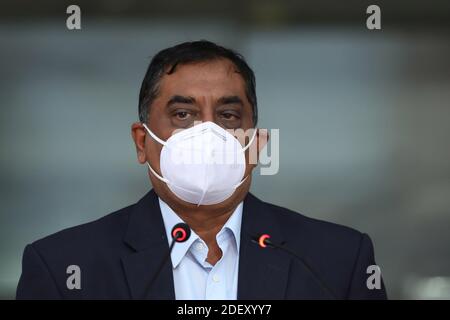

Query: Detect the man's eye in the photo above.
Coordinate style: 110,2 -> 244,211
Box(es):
221,112 -> 239,120
175,111 -> 189,120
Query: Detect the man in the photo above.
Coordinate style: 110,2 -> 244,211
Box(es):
17,40 -> 387,299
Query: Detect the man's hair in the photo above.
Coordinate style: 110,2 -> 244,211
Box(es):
138,40 -> 258,125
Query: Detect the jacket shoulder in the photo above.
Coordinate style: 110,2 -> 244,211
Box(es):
259,199 -> 386,299
30,204 -> 133,257
262,200 -> 364,245
260,200 -> 368,284
17,204 -> 136,299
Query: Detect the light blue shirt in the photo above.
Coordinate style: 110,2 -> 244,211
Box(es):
158,198 -> 242,300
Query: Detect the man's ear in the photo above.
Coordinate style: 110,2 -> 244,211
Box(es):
131,122 -> 147,164
247,128 -> 269,170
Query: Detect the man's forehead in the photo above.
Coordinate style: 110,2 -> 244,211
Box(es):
158,59 -> 246,94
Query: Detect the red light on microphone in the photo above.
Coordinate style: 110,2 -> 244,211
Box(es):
172,228 -> 186,241
258,234 -> 271,248
171,223 -> 191,243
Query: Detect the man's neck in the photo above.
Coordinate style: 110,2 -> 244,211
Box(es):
158,184 -> 249,265
175,205 -> 237,265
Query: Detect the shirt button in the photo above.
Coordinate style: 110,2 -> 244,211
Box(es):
212,274 -> 220,283
195,242 -> 204,251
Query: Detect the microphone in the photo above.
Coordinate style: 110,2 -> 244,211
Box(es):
251,233 -> 337,299
171,223 -> 191,243
143,223 -> 191,298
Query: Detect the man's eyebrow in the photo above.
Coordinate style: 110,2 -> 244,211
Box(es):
167,95 -> 196,106
217,95 -> 244,106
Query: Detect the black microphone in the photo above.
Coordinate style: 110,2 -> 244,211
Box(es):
143,223 -> 191,298
251,233 -> 337,299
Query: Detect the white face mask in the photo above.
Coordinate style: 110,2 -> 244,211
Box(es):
143,121 -> 257,206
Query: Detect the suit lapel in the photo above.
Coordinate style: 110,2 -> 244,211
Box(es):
121,245 -> 174,299
121,190 -> 175,300
237,193 -> 292,299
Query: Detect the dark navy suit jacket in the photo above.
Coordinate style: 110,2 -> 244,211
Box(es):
16,190 -> 387,299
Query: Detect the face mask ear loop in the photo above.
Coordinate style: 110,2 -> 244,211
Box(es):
234,129 -> 257,189
146,162 -> 170,184
234,175 -> 248,189
241,128 -> 258,152
142,123 -> 167,146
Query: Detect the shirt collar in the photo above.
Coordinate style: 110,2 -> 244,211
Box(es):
158,198 -> 243,269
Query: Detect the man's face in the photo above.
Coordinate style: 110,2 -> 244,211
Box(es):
132,58 -> 266,212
